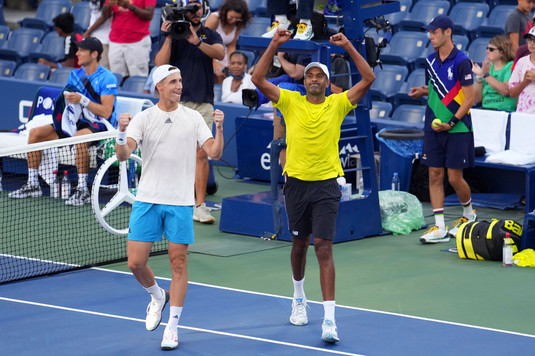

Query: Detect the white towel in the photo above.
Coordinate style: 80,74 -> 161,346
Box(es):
471,108 -> 508,155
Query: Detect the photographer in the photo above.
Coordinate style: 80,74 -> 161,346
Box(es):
155,0 -> 224,224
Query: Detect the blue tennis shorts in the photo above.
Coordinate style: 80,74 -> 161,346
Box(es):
422,131 -> 475,169
128,201 -> 194,244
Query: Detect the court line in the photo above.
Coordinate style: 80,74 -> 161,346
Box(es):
0,253 -> 79,267
0,296 -> 363,356
93,267 -> 535,339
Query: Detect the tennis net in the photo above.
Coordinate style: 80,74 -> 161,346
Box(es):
0,131 -> 167,283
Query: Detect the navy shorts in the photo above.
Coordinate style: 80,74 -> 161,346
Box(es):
421,131 -> 475,169
283,177 -> 341,241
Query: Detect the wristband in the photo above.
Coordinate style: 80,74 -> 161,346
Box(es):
483,73 -> 490,79
129,4 -> 136,11
448,117 -> 460,127
117,131 -> 127,145
195,38 -> 202,47
162,31 -> 170,37
79,94 -> 90,107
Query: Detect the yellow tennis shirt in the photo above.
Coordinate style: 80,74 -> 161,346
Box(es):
273,89 -> 357,181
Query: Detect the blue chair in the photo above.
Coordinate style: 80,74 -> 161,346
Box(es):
246,0 -> 268,17
487,0 -> 518,10
149,7 -> 162,43
391,68 -> 427,108
27,31 -> 65,63
240,17 -> 271,37
0,28 -> 45,64
0,25 -> 10,47
390,104 -> 426,128
399,0 -> 450,32
120,76 -> 149,94
49,67 -> 73,86
370,64 -> 409,102
370,101 -> 393,120
475,5 -> 516,38
238,49 -> 256,70
149,41 -> 160,69
71,1 -> 91,33
467,37 -> 492,65
452,34 -> 470,52
209,0 -> 225,11
214,83 -> 222,102
384,0 -> 413,32
113,72 -> 123,86
0,59 -> 16,77
379,31 -> 428,71
19,0 -> 72,32
449,2 -> 490,41
14,63 -> 51,81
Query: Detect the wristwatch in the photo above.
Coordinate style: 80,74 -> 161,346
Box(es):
195,38 -> 203,47
483,73 -> 490,79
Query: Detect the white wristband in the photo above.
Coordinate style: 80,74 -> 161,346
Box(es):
79,94 -> 90,107
117,131 -> 127,145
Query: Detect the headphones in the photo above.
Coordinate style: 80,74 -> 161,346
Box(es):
179,0 -> 211,21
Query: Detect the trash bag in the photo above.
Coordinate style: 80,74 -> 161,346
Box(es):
378,190 -> 426,235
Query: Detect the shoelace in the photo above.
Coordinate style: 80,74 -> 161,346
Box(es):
452,217 -> 468,228
269,21 -> 280,30
296,23 -> 307,33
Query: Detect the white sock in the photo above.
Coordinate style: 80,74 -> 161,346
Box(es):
323,300 -> 336,321
144,283 -> 164,301
433,208 -> 446,231
167,306 -> 182,329
78,173 -> 88,190
28,168 -> 38,186
461,200 -> 475,219
292,276 -> 306,300
300,19 -> 312,26
275,15 -> 288,24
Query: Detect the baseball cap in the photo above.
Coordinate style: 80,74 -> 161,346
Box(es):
523,27 -> 535,39
152,64 -> 181,85
423,15 -> 454,31
304,62 -> 330,80
76,37 -> 103,55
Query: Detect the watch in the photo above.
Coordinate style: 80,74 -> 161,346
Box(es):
483,73 -> 490,79
195,38 -> 203,47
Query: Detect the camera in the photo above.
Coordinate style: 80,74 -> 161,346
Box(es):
242,89 -> 259,109
161,3 -> 199,40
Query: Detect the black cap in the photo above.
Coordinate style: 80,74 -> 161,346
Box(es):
76,37 -> 103,55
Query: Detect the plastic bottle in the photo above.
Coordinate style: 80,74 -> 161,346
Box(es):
391,172 -> 400,191
61,170 -> 71,199
502,232 -> 513,267
50,170 -> 60,198
0,169 -> 3,192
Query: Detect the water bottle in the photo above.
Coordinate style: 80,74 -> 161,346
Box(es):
357,177 -> 364,196
391,172 -> 400,191
50,170 -> 60,198
502,232 -> 513,267
61,170 -> 71,199
0,169 -> 3,192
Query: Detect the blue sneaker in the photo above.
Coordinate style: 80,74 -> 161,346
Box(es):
321,319 -> 340,343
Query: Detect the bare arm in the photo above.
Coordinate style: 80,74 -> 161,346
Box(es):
64,92 -> 116,119
251,29 -> 292,104
117,0 -> 154,21
509,33 -> 519,54
115,113 -> 138,162
201,109 -> 224,160
509,69 -> 535,98
277,52 -> 305,80
204,13 -> 218,29
456,83 -> 475,119
330,33 -> 375,106
84,15 -> 107,37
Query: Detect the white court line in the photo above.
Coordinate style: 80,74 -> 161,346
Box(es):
0,296 -> 362,356
93,267 -> 535,340
0,253 -> 79,267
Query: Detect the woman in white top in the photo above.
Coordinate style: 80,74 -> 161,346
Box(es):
83,0 -> 112,69
205,0 -> 252,84
221,51 -> 256,104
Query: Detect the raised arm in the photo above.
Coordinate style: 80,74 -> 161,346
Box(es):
115,113 -> 138,162
251,29 -> 292,104
329,33 -> 375,106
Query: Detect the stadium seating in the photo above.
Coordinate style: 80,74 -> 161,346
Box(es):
150,7 -> 162,44
0,59 -> 16,77
214,83 -> 222,102
120,76 -> 149,94
391,68 -> 427,108
384,0 -> 413,32
398,0 -> 451,32
239,49 -> 256,70
240,17 -> 271,37
449,2 -> 490,41
370,64 -> 409,102
475,5 -> 516,39
467,37 -> 492,65
0,28 -> 45,64
452,34 -> 470,52
71,0 -> 91,34
370,101 -> 393,120
113,72 -> 124,87
149,41 -> 160,69
48,67 -> 73,86
246,0 -> 268,17
487,0 -> 518,9
27,31 -> 65,63
14,63 -> 51,82
0,25 -> 10,48
390,104 -> 426,128
19,0 -> 72,32
379,31 -> 428,71
209,0 -> 225,11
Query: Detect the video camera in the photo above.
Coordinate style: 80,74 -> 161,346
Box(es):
161,3 -> 200,40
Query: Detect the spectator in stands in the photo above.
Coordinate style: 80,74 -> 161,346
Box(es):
9,37 -> 118,206
205,0 -> 252,84
143,66 -> 158,96
330,54 -> 350,93
83,0 -> 113,69
472,35 -> 517,112
505,0 -> 534,54
155,0 -> 224,224
513,14 -> 535,66
408,15 -> 476,244
115,64 -> 224,351
509,27 -> 535,114
101,0 -> 155,80
38,13 -> 83,70
221,51 -> 255,104
262,0 -> 315,40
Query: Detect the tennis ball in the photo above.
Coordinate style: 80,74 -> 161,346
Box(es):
432,119 -> 441,128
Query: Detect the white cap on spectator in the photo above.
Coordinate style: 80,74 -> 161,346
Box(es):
152,65 -> 181,85
304,62 -> 330,80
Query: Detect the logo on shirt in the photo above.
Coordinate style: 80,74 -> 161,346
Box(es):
447,66 -> 453,81
464,73 -> 472,80
165,118 -> 172,123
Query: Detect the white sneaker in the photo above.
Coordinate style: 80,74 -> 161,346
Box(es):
193,203 -> 215,224
289,298 -> 308,326
65,187 -> 90,206
293,23 -> 314,40
145,288 -> 169,331
321,319 -> 340,343
8,183 -> 42,198
448,212 -> 477,237
261,20 -> 290,38
161,326 -> 179,350
420,226 -> 449,244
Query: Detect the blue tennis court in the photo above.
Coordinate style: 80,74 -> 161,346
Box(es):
1,268 -> 534,355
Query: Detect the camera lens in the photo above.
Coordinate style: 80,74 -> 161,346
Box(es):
171,21 -> 191,40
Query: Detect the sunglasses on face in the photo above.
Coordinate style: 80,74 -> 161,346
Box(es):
486,47 -> 499,52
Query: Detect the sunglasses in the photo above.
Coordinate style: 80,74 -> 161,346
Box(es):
486,46 -> 499,52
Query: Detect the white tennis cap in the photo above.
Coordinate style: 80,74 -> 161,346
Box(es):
304,62 -> 330,80
152,64 -> 181,85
